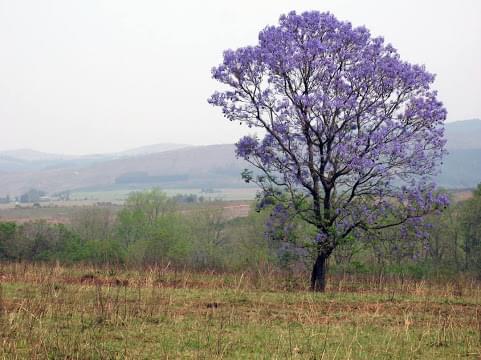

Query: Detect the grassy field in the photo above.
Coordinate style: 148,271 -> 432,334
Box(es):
70,188 -> 258,202
0,263 -> 479,359
0,199 -> 251,224
0,203 -> 117,224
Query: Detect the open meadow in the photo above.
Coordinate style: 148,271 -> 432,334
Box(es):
1,0 -> 481,359
0,263 -> 479,359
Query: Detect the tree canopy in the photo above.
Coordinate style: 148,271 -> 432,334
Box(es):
209,11 -> 448,290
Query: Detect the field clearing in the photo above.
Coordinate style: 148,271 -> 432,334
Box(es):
0,200 -> 252,224
70,187 -> 258,202
0,188 -> 471,224
0,263 -> 479,359
0,203 -> 120,224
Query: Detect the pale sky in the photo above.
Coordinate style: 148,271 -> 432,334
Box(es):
1,0 -> 480,155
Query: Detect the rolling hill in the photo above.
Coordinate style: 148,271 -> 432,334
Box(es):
0,144 -> 249,196
444,119 -> 481,150
0,143 -> 189,174
0,120 -> 480,197
437,118 -> 481,188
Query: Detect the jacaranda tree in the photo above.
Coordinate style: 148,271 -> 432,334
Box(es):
209,11 -> 448,291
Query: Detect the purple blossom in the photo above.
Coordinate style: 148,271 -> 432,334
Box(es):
209,10 -> 448,276
235,136 -> 258,158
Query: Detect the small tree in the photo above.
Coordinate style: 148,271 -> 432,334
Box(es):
460,184 -> 481,277
19,188 -> 46,203
209,11 -> 448,291
117,188 -> 176,246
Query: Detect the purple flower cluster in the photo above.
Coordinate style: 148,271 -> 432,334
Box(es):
209,11 -> 448,251
265,203 -> 296,242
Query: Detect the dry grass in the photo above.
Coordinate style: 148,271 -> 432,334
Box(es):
0,262 -> 480,359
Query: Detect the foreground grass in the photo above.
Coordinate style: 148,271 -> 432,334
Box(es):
0,263 -> 480,359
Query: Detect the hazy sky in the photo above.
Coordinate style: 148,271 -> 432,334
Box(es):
1,0 -> 480,154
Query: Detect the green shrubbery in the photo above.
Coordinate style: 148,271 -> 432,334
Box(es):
0,187 -> 480,279
0,190 -> 277,270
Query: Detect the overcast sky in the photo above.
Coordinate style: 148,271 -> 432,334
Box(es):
1,0 -> 480,154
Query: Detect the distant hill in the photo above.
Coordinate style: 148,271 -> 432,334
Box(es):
116,143 -> 190,157
0,149 -> 77,173
0,153 -> 111,173
445,119 -> 481,150
438,148 -> 481,188
0,149 -> 73,161
0,144 -> 250,196
0,120 -> 480,196
438,119 -> 481,188
0,143 -> 190,174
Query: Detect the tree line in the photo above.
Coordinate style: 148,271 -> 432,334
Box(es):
0,187 -> 480,279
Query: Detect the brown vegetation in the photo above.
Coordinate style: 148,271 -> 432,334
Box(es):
0,262 -> 479,358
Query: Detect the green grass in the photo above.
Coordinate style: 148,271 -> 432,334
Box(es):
0,263 -> 479,359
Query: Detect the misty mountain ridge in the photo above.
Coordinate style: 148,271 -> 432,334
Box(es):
116,143 -> 191,157
0,143 -> 191,173
0,149 -> 77,162
445,118 -> 481,150
0,143 -> 191,161
436,118 -> 481,188
0,144 -> 246,196
0,119 -> 480,196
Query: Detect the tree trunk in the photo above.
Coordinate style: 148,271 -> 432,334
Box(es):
310,252 -> 328,292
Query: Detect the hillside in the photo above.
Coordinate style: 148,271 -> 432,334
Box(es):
115,143 -> 190,157
0,120 -> 480,196
445,119 -> 481,150
438,148 -> 481,188
0,144 -> 249,196
0,143 -> 189,174
0,149 -> 75,161
439,118 -> 481,188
